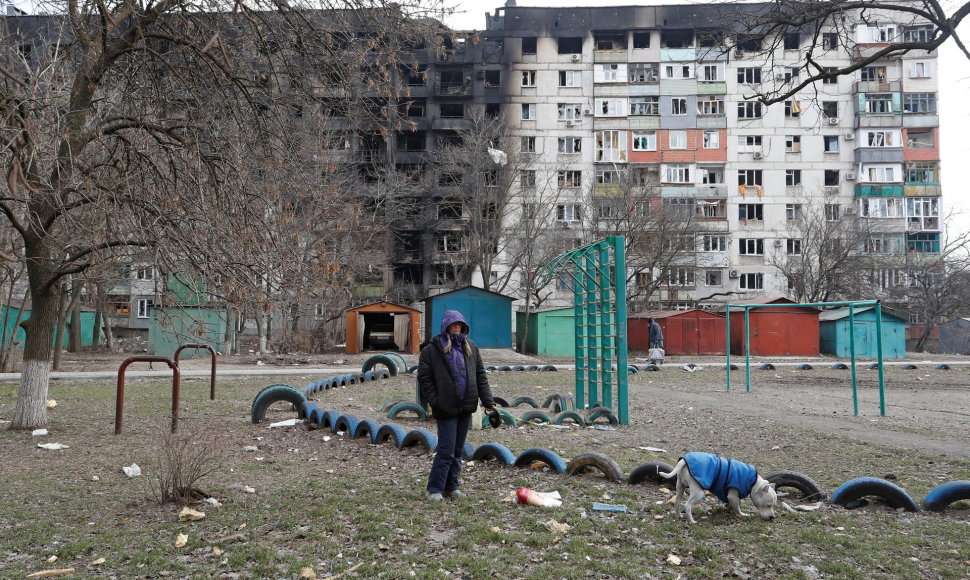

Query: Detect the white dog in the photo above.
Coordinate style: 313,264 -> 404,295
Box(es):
660,452 -> 784,524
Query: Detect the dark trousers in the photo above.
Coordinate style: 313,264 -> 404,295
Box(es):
426,413 -> 471,494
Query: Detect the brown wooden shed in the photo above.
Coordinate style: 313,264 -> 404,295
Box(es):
344,301 -> 421,355
718,298 -> 820,356
628,310 -> 727,355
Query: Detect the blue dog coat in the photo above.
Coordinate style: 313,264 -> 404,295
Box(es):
682,452 -> 759,503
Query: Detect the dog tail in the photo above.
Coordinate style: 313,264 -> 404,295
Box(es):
659,459 -> 685,480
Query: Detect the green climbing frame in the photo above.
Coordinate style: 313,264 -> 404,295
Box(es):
535,236 -> 629,424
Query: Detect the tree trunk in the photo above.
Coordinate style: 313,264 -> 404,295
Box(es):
11,282 -> 59,430
68,284 -> 83,352
52,287 -> 69,371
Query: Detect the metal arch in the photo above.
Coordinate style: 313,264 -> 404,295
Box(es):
534,236 -> 629,424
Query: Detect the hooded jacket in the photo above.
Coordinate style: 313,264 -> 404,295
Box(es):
682,452 -> 759,502
417,310 -> 495,419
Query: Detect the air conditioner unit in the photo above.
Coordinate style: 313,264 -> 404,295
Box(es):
571,54 -> 581,62
845,172 -> 857,181
728,269 -> 739,278
775,73 -> 786,81
583,109 -> 593,116
565,120 -> 575,127
844,207 -> 857,215
774,239 -> 783,248
559,221 -> 571,229
844,132 -> 855,140
828,117 -> 840,125
734,48 -> 744,57
752,152 -> 763,160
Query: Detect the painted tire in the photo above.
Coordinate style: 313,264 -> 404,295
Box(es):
250,384 -> 296,418
628,365 -> 639,374
462,442 -> 475,460
386,401 -> 428,421
333,414 -> 360,435
306,405 -> 326,429
480,409 -> 516,428
923,480 -> 970,512
496,365 -> 513,372
541,394 -> 564,412
375,423 -> 407,447
346,373 -> 359,385
540,365 -> 558,372
796,363 -> 813,370
361,354 -> 399,377
333,375 -> 348,387
587,408 -> 618,425
554,411 -> 585,426
760,363 -> 776,370
511,365 -> 526,371
470,442 -> 515,465
643,364 -> 660,372
402,428 -> 438,452
383,352 -> 409,374
493,397 -> 510,408
511,396 -> 539,408
251,385 -> 307,423
377,369 -> 391,379
525,365 -> 540,371
764,470 -> 827,501
832,363 -> 849,370
353,419 -> 381,443
724,363 -> 738,370
830,477 -> 920,512
902,364 -> 918,370
484,365 -> 497,371
407,365 -> 418,374
867,362 -> 880,370
321,410 -> 341,430
628,461 -> 675,485
520,410 -> 553,424
566,452 -> 624,483
513,448 -> 567,473
380,398 -> 412,413
362,371 -> 376,381
935,363 -> 951,370
558,394 -> 575,411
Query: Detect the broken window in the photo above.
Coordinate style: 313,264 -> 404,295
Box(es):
557,37 -> 583,54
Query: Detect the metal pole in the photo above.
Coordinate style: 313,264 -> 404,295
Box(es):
613,237 -> 629,425
848,305 -> 858,415
725,304 -> 732,392
876,302 -> 886,416
744,307 -> 751,392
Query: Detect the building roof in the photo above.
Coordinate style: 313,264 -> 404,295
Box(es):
344,301 -> 419,314
420,285 -> 513,302
818,306 -> 906,322
629,309 -> 723,319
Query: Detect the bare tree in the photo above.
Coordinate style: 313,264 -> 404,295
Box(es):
0,0 -> 445,429
707,0 -> 969,105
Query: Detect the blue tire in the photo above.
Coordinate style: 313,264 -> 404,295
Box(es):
470,442 -> 515,465
375,423 -> 407,447
643,364 -> 660,372
333,414 -> 360,435
796,363 -> 813,370
306,405 -> 326,428
386,401 -> 428,421
513,447 -> 567,473
832,363 -> 849,370
321,410 -> 341,430
250,384 -> 296,418
520,410 -> 553,424
511,396 -> 539,408
540,365 -> 557,371
402,428 -> 438,452
353,419 -> 381,443
936,363 -> 951,370
760,363 -> 775,370
628,365 -> 639,374
902,364 -> 918,370
251,385 -> 307,424
462,442 -> 475,460
554,411 -> 585,426
587,408 -> 618,425
496,365 -> 513,372
923,480 -> 970,512
362,354 -> 399,376
830,477 -> 919,512
380,398 -> 412,413
867,362 -> 880,370
511,365 -> 526,371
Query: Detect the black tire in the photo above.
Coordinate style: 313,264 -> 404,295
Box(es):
867,362 -> 880,370
760,363 -> 776,370
251,385 -> 307,423
470,442 -> 515,465
796,363 -> 813,370
643,364 -> 660,372
554,411 -> 585,426
628,461 -> 675,485
830,477 -> 920,512
511,365 -> 526,371
587,408 -> 618,425
540,365 -> 558,371
361,354 -> 399,377
407,365 -> 418,374
496,365 -> 513,372
333,414 -> 360,435
513,447 -> 567,473
484,365 -> 497,371
525,365 -> 540,372
832,363 -> 849,370
386,401 -> 428,421
375,423 -> 407,447
566,452 -> 624,483
511,396 -> 539,408
353,419 -> 381,443
520,410 -> 553,424
923,480 -> 970,512
724,363 -> 738,371
764,470 -> 827,501
936,363 -> 951,371
402,428 -> 438,452
493,396 -> 510,408
380,398 -> 412,413
902,363 -> 918,370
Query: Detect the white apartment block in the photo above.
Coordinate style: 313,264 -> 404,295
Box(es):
483,3 -> 942,310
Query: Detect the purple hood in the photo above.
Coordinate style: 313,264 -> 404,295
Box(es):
440,310 -> 469,336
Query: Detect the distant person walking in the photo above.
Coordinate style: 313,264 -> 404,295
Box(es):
418,310 -> 495,502
648,318 -> 664,349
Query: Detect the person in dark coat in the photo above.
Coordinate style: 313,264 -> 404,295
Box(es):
648,318 -> 664,349
418,310 -> 495,501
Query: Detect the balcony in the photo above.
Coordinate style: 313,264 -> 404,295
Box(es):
593,184 -> 624,197
854,80 -> 902,93
855,184 -> 904,197
434,81 -> 472,98
696,81 -> 727,95
904,183 -> 942,196
593,50 -> 628,63
854,148 -> 904,164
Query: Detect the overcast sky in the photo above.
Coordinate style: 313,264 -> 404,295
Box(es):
444,0 -> 970,242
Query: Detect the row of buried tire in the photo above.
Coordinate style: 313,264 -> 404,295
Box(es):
250,383 -> 970,513
750,362 -> 954,371
382,392 -> 619,427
